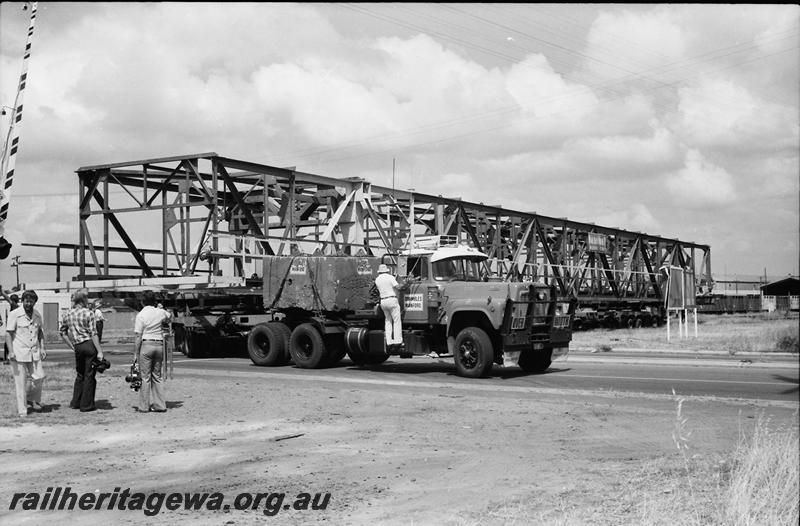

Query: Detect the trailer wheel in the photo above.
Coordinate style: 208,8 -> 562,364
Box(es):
453,327 -> 493,378
247,324 -> 288,366
518,348 -> 552,374
289,323 -> 328,369
184,329 -> 209,358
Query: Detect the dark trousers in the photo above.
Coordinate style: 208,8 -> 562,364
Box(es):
96,321 -> 104,343
70,340 -> 98,411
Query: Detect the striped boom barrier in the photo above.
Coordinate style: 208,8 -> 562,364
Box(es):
0,2 -> 38,257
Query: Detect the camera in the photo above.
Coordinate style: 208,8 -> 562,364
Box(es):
125,363 -> 143,392
91,357 -> 111,373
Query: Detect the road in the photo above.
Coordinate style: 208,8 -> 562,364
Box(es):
46,346 -> 799,404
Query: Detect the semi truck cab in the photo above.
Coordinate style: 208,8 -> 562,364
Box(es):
354,236 -> 577,377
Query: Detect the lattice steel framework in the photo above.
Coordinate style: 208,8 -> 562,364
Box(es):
74,153 -> 712,304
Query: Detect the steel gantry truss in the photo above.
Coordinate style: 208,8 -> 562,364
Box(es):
74,153 -> 712,304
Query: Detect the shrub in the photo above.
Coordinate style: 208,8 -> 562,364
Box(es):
774,329 -> 799,353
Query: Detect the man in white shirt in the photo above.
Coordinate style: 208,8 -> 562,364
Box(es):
375,264 -> 407,352
133,291 -> 172,413
5,290 -> 46,417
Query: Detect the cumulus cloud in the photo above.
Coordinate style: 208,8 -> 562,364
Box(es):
666,150 -> 736,207
583,8 -> 686,84
564,124 -> 678,171
506,54 -> 598,117
596,203 -> 661,234
677,78 -> 798,151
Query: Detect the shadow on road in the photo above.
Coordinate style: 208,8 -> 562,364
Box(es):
772,373 -> 799,395
340,360 -> 571,379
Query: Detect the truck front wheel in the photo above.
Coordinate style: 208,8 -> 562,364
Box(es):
453,327 -> 494,378
289,323 -> 328,369
518,348 -> 552,374
247,323 -> 289,366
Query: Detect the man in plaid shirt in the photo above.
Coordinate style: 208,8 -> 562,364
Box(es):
59,289 -> 105,412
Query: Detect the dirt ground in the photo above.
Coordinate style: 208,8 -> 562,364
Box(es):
0,351 -> 797,525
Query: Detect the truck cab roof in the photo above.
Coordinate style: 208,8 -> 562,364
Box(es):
402,245 -> 489,262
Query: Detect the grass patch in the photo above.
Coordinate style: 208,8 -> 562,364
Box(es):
450,398 -> 799,526
723,415 -> 800,525
572,313 -> 799,354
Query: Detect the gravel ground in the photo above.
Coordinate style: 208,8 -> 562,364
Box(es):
1,352 -> 796,525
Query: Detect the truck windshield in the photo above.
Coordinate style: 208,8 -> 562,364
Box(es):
432,258 -> 484,282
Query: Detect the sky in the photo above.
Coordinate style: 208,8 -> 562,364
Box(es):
0,2 -> 798,287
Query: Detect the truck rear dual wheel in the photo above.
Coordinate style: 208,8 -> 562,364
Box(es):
453,327 -> 494,378
247,322 -> 291,366
289,323 -> 328,369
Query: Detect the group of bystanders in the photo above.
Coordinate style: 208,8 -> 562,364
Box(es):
2,285 -> 171,417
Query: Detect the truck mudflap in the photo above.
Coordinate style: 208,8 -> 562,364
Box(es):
551,346 -> 569,361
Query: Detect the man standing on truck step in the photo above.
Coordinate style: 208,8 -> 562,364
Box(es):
375,263 -> 406,353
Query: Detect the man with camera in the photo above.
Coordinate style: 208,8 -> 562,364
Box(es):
5,290 -> 46,417
133,291 -> 172,413
59,289 -> 104,412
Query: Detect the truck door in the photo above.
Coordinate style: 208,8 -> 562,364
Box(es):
402,256 -> 429,324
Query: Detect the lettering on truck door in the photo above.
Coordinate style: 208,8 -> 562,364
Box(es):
402,256 -> 428,323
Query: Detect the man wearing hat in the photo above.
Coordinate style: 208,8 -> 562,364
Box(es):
2,286 -> 20,364
374,263 -> 406,352
5,289 -> 46,417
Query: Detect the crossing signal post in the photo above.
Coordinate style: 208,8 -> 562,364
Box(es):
0,2 -> 38,260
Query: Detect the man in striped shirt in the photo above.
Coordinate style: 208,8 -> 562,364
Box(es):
59,289 -> 105,412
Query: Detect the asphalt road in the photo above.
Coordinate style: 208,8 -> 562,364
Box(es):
43,346 -> 799,404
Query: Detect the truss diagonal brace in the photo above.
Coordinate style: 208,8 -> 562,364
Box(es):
641,244 -> 662,298
457,204 -> 483,252
534,219 -> 567,295
92,190 -> 154,277
218,165 -> 274,255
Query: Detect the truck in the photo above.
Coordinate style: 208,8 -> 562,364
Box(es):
174,236 -> 575,378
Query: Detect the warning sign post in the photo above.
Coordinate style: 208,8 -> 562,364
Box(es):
664,266 -> 698,341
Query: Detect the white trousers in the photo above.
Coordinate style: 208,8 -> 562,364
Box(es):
380,297 -> 403,346
11,359 -> 45,416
